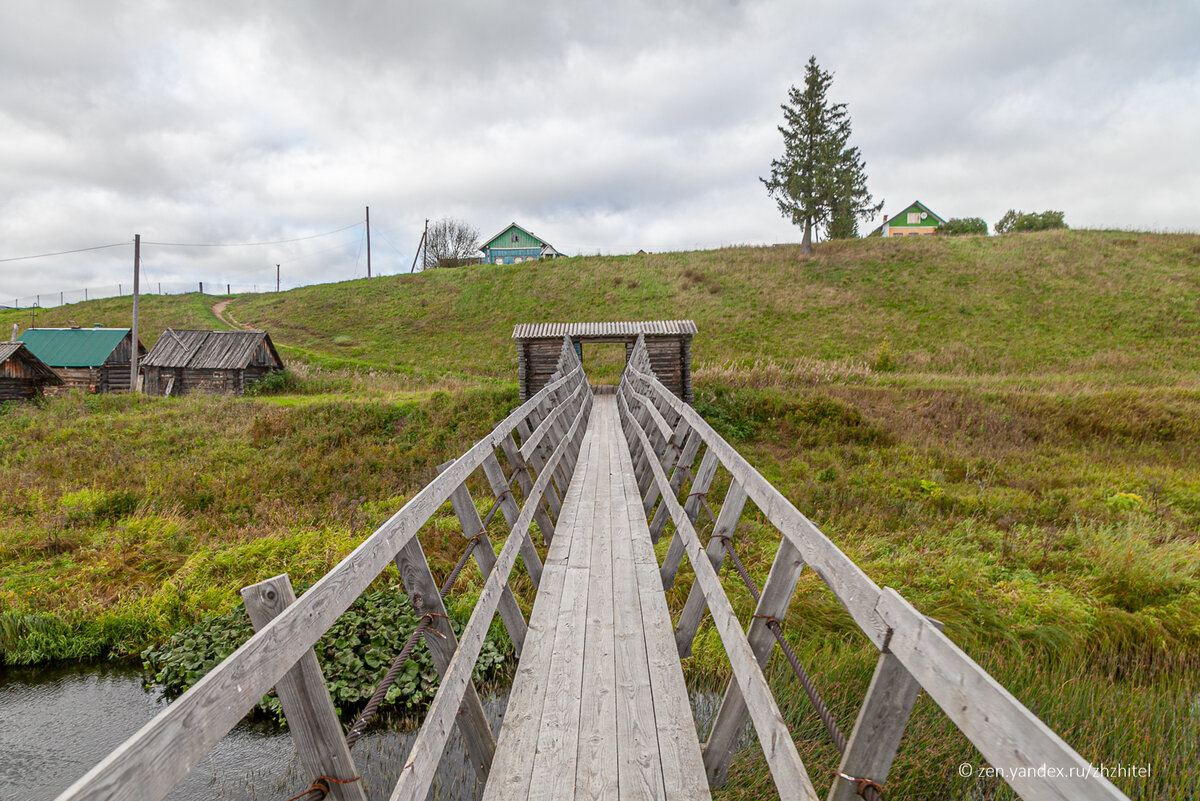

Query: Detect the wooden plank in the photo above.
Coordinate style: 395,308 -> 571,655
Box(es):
483,399 -> 597,801
620,423 -> 712,801
874,589 -> 1128,801
526,396 -> 602,800
703,538 -> 805,787
674,479 -> 748,658
392,537 -> 497,784
241,576 -> 366,801
625,411 -> 819,801
607,397 -> 667,801
389,393 -> 591,801
574,404 -> 619,801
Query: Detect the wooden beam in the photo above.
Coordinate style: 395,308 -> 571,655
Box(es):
242,575 -> 366,801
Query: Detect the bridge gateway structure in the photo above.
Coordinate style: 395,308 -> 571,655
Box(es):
56,334 -> 1130,801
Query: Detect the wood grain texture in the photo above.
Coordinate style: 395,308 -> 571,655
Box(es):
242,576 -> 366,801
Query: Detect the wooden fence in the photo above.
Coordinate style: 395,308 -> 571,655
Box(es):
54,336 -> 592,801
616,334 -> 1129,801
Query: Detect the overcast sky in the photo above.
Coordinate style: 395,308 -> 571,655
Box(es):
1,0 -> 1197,304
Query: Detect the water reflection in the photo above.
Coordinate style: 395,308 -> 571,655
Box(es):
0,664 -> 746,801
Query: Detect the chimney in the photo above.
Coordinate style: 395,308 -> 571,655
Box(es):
883,214 -> 888,222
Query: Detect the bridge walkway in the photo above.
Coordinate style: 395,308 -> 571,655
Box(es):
483,393 -> 710,801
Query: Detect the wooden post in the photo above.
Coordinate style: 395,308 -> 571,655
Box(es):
437,461 -> 530,656
674,479 -> 749,657
659,448 -> 719,588
702,538 -> 806,786
129,234 -> 140,393
392,536 -> 497,783
241,575 -> 366,801
827,647 -> 929,801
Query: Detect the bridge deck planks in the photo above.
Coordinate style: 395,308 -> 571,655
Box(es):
484,394 -> 710,801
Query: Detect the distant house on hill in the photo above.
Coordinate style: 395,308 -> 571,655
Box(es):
0,342 -> 63,401
19,327 -> 145,394
479,223 -> 562,265
141,329 -> 284,396
869,200 -> 946,237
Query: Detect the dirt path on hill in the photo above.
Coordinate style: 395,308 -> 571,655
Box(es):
211,299 -> 251,330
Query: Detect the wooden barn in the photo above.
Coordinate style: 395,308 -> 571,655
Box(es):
513,320 -> 696,403
0,342 -> 63,400
19,327 -> 145,394
141,329 -> 284,396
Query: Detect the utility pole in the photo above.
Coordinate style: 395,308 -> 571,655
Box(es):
365,206 -> 372,278
130,234 -> 140,393
409,218 -> 429,274
276,264 -> 280,293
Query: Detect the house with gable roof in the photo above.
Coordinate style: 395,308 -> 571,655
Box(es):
479,223 -> 562,265
869,200 -> 946,237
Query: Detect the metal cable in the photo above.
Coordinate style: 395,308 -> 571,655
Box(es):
721,539 -> 852,759
343,533 -> 478,749
439,534 -> 482,599
343,613 -> 443,749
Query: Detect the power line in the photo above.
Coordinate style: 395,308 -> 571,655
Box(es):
143,221 -> 363,248
0,241 -> 130,263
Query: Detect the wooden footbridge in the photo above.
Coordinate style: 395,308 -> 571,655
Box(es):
57,334 -> 1130,801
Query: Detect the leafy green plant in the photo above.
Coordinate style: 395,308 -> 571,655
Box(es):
142,583 -> 511,722
244,368 -> 302,396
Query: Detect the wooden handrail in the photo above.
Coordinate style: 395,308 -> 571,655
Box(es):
56,337 -> 590,801
617,334 -> 1129,801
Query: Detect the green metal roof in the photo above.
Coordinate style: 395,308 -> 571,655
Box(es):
19,328 -> 132,367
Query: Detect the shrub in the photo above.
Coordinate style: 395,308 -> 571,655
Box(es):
244,368 -> 301,396
938,217 -> 989,236
995,209 -> 1068,234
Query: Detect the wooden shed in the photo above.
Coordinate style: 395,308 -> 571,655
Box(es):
19,327 -> 145,394
0,342 -> 63,400
513,320 -> 696,403
141,329 -> 284,396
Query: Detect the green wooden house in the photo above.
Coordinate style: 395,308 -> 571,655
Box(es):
19,326 -> 145,394
870,200 -> 946,237
479,223 -> 562,265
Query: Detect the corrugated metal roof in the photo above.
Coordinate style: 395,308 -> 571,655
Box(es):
0,342 -> 64,382
19,328 -> 132,367
512,320 -> 697,339
141,330 -> 283,369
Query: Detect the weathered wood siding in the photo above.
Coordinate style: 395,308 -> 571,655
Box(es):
0,378 -> 39,401
517,332 -> 694,403
143,365 -> 276,396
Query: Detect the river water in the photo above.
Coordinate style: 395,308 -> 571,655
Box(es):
0,663 -> 744,801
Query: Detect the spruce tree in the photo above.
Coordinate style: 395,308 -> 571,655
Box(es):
763,57 -> 881,252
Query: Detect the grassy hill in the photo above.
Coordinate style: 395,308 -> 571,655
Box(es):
1,229 -> 1198,799
6,229 -> 1200,386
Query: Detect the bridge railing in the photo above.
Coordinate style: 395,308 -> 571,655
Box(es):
616,334 -> 1128,801
56,336 -> 593,801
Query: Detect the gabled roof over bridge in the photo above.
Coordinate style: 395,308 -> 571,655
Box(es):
512,320 -> 697,339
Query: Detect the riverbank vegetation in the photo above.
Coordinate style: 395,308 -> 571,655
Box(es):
1,229 -> 1198,798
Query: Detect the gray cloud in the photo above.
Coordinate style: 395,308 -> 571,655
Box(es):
1,0 -> 1197,303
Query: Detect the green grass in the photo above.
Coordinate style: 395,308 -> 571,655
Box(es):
1,229 -> 1198,799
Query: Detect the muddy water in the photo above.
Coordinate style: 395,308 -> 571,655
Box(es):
0,664 -> 745,801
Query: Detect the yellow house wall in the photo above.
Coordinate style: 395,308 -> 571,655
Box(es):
889,226 -> 938,237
